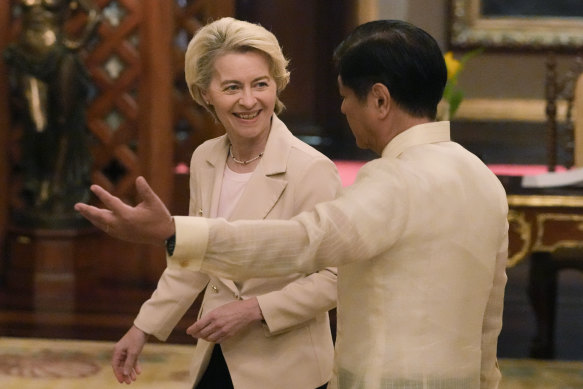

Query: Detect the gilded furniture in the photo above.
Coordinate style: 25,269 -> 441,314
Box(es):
503,176 -> 583,358
507,54 -> 583,359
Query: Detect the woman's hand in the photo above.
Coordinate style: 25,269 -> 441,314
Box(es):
111,325 -> 149,384
187,298 -> 264,343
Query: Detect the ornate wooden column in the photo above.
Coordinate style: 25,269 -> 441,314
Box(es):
140,0 -> 174,204
137,0 -> 175,277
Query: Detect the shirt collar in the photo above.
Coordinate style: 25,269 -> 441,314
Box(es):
381,121 -> 451,159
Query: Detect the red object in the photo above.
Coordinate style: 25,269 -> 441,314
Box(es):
176,160 -> 566,187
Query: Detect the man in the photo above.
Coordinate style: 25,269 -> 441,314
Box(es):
76,20 -> 508,388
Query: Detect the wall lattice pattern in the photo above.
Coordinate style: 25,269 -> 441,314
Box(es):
171,0 -> 224,167
6,0 -> 230,207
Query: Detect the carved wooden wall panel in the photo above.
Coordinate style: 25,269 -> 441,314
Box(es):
87,0 -> 142,197
172,0 -> 227,168
0,0 -> 234,287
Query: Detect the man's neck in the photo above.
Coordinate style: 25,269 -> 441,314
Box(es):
375,112 -> 431,154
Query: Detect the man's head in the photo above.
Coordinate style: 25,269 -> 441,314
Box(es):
333,20 -> 447,121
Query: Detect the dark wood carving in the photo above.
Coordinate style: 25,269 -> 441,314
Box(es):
545,53 -> 583,171
1,0 -> 235,290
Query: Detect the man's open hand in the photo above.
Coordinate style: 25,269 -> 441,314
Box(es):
74,176 -> 175,245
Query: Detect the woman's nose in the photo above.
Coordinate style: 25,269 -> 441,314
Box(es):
238,88 -> 257,107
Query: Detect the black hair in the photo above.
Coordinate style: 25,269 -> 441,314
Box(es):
333,20 -> 447,119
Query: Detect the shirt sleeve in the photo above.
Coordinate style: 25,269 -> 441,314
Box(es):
192,161 -> 409,279
258,267 -> 337,335
166,215 -> 209,272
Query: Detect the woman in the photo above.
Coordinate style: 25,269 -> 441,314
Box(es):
111,18 -> 341,389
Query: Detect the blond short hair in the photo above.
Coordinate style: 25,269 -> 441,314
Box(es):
185,17 -> 290,120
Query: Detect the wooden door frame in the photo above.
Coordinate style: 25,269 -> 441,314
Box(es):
0,1 -> 12,269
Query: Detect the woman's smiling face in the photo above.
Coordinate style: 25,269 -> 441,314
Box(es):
203,50 -> 277,144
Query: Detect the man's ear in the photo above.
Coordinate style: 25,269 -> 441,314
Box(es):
370,83 -> 390,118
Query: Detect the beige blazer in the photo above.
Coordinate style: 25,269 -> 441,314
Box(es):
135,114 -> 341,389
169,121 -> 509,389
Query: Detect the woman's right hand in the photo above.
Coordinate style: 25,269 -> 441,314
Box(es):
111,325 -> 149,384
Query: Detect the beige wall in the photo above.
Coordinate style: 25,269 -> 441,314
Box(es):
360,0 -> 580,122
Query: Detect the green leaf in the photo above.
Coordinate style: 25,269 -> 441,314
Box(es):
449,90 -> 464,118
460,48 -> 485,66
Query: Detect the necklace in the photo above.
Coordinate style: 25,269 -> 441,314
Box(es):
229,144 -> 264,165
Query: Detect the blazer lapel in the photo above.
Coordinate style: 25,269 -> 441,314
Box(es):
200,137 -> 229,218
229,174 -> 287,220
229,115 -> 289,221
210,115 -> 290,295
198,137 -> 241,295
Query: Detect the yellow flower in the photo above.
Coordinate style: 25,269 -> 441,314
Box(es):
443,51 -> 461,81
439,48 -> 483,120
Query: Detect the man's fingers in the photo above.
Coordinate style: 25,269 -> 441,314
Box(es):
135,176 -> 157,204
90,184 -> 126,212
75,185 -> 128,235
74,202 -> 112,231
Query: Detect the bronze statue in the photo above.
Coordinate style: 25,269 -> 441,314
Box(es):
3,0 -> 101,228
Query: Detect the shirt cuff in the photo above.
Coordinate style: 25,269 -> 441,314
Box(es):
166,216 -> 209,272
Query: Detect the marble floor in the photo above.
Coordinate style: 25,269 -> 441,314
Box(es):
0,337 -> 192,389
0,337 -> 582,389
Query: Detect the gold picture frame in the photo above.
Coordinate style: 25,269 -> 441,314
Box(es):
450,0 -> 583,51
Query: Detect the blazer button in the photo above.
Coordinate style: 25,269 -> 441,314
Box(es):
179,260 -> 188,268
210,284 -> 219,293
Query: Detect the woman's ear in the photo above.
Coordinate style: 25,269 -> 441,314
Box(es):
201,90 -> 210,106
370,83 -> 390,118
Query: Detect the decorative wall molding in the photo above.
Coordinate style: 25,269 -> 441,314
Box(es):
456,98 -> 568,122
450,0 -> 583,51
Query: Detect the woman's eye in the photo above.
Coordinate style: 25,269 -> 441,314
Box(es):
224,85 -> 239,92
255,81 -> 269,88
